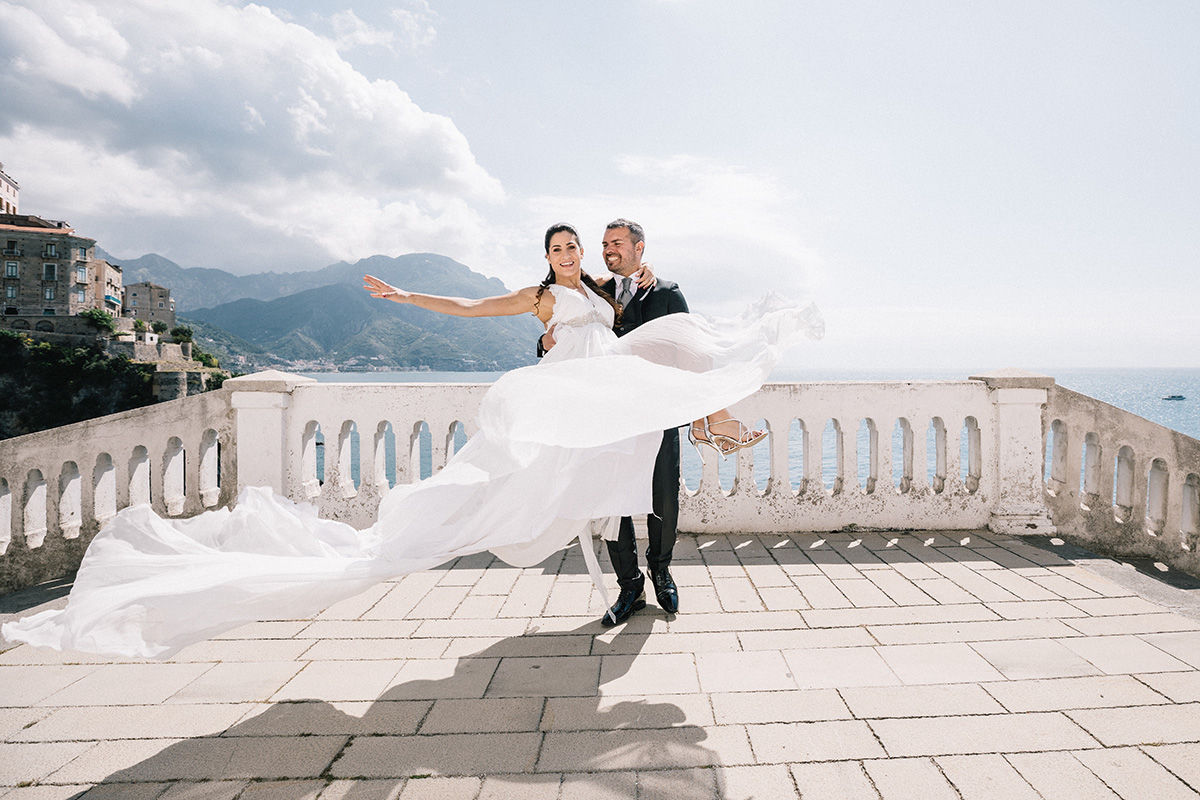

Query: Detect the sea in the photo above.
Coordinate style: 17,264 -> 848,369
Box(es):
304,367 -> 1200,494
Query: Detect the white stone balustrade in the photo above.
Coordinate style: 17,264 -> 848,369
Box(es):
1042,383 -> 1200,573
0,390 -> 235,592
228,372 -> 490,530
3,368 -> 1198,594
679,380 -> 1000,533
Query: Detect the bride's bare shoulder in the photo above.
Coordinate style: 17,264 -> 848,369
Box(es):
526,284 -> 555,322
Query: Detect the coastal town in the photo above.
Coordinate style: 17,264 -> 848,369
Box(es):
0,163 -> 212,401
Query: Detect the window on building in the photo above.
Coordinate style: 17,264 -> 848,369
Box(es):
75,266 -> 87,283
77,246 -> 87,259
43,263 -> 57,281
43,308 -> 55,316
3,307 -> 16,316
5,286 -> 16,299
75,288 -> 86,303
131,299 -> 138,307
4,262 -> 16,278
3,240 -> 16,255
158,301 -> 164,308
44,243 -> 57,257
44,286 -> 55,301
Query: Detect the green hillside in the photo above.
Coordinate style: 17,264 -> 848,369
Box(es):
171,254 -> 543,370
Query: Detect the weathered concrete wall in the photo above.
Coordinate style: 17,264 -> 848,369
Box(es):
0,328 -> 109,348
1043,385 -> 1200,571
1,315 -> 106,336
105,340 -> 188,363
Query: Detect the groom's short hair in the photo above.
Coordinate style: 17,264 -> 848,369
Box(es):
606,218 -> 644,246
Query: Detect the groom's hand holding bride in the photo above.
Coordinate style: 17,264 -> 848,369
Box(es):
631,264 -> 657,290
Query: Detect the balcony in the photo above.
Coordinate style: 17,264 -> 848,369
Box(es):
1,371 -> 1199,796
1,248 -> 20,257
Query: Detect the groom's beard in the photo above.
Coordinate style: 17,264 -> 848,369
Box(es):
606,263 -> 640,279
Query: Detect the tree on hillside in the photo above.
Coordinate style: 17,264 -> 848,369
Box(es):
169,325 -> 193,342
152,320 -> 168,334
0,330 -> 156,439
78,308 -> 116,335
133,318 -> 147,332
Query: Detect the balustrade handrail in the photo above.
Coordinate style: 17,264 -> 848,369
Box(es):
1,369 -> 1062,594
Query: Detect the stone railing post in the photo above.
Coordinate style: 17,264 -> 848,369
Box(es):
226,371 -> 316,496
971,369 -> 1056,535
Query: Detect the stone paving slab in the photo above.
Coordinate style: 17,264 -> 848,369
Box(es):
4,530 -> 1200,798
1003,751 -> 1121,800
937,754 -> 1042,800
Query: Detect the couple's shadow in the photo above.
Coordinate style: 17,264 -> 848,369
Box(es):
82,618 -> 721,799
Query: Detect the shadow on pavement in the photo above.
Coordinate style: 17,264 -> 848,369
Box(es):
77,621 -> 720,798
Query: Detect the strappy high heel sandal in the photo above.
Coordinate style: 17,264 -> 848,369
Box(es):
689,419 -> 721,457
710,418 -> 769,456
690,418 -> 769,460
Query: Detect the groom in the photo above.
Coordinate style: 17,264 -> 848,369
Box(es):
538,219 -> 688,625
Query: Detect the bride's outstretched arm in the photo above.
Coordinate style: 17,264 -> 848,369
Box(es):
363,275 -> 550,321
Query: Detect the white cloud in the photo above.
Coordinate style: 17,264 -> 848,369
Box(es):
329,9 -> 397,52
0,0 -> 136,104
323,4 -> 437,53
0,0 -> 498,271
528,155 -> 825,315
391,0 -> 438,50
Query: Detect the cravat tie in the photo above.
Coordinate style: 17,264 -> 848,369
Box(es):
617,277 -> 633,306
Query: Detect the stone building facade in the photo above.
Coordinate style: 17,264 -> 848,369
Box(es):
92,259 -> 123,315
1,214 -> 111,333
124,281 -> 175,328
0,163 -> 17,215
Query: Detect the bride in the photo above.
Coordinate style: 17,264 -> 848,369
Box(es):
3,224 -> 823,658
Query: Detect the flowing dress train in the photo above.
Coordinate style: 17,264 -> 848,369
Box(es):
3,283 -> 823,658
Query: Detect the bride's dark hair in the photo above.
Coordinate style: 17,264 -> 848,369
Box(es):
534,223 -> 622,323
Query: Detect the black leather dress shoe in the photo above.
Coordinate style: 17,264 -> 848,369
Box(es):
652,568 -> 679,614
601,586 -> 646,627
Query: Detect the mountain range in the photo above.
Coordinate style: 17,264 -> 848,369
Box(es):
100,250 -> 544,371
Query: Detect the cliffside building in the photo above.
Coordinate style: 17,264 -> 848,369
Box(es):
0,163 -> 17,214
1,213 -> 112,332
93,259 -> 123,316
124,282 -> 175,328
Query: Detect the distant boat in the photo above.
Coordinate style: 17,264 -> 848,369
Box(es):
1163,394 -> 1186,401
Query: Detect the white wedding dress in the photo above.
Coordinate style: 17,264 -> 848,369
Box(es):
3,283 -> 823,658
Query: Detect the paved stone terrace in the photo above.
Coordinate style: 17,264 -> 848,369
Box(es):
4,529 -> 1200,799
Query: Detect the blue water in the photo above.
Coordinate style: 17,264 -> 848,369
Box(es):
305,368 -> 1200,492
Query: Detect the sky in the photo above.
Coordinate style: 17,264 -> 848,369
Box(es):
1,0 -> 1197,371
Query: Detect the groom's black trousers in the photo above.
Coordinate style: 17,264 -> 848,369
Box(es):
607,428 -> 680,591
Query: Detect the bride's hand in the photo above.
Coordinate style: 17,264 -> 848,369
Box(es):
633,262 -> 657,289
363,274 -> 410,303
